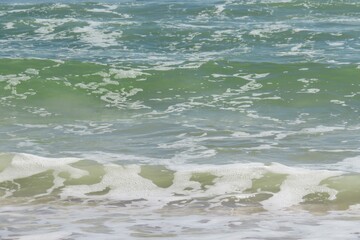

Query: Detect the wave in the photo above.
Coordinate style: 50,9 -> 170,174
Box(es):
1,58 -> 359,165
1,152 -> 360,213
1,1 -> 360,64
1,58 -> 359,113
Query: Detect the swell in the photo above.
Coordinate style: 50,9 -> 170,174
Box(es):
1,1 -> 360,64
1,58 -> 359,112
1,58 -> 359,128
1,58 -> 359,165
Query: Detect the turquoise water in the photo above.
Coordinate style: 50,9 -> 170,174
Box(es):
1,1 -> 360,239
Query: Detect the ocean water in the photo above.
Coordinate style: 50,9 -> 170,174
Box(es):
1,0 -> 360,239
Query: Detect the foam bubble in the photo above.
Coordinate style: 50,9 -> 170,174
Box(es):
326,41 -> 345,47
24,68 -> 39,75
109,68 -> 150,79
72,21 -> 122,47
300,125 -> 345,134
330,99 -> 347,106
298,88 -> 320,94
3,22 -> 15,30
249,23 -> 290,38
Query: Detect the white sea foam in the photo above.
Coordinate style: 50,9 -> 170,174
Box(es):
249,23 -> 290,38
54,122 -> 115,136
23,106 -> 53,117
332,155 -> 360,173
17,232 -> 73,240
262,163 -> 340,210
99,88 -> 145,109
298,88 -> 320,94
297,78 -> 318,84
24,68 -> 39,75
86,6 -> 131,19
330,99 -> 347,106
299,125 -> 345,134
239,81 -> 263,92
273,125 -> 345,140
109,68 -> 150,79
241,73 -> 270,81
73,21 -> 122,47
1,152 -> 360,239
232,130 -> 280,138
2,203 -> 360,240
214,4 -> 226,15
33,18 -> 77,41
0,153 -> 83,183
326,41 -> 345,47
3,22 -> 15,30
0,153 -> 350,211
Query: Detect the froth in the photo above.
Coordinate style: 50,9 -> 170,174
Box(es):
0,153 -> 353,212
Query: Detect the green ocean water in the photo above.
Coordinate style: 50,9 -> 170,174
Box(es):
1,1 -> 360,239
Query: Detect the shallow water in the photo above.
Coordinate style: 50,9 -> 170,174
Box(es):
1,0 -> 360,239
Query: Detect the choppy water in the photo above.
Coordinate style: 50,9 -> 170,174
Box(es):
1,0 -> 360,239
